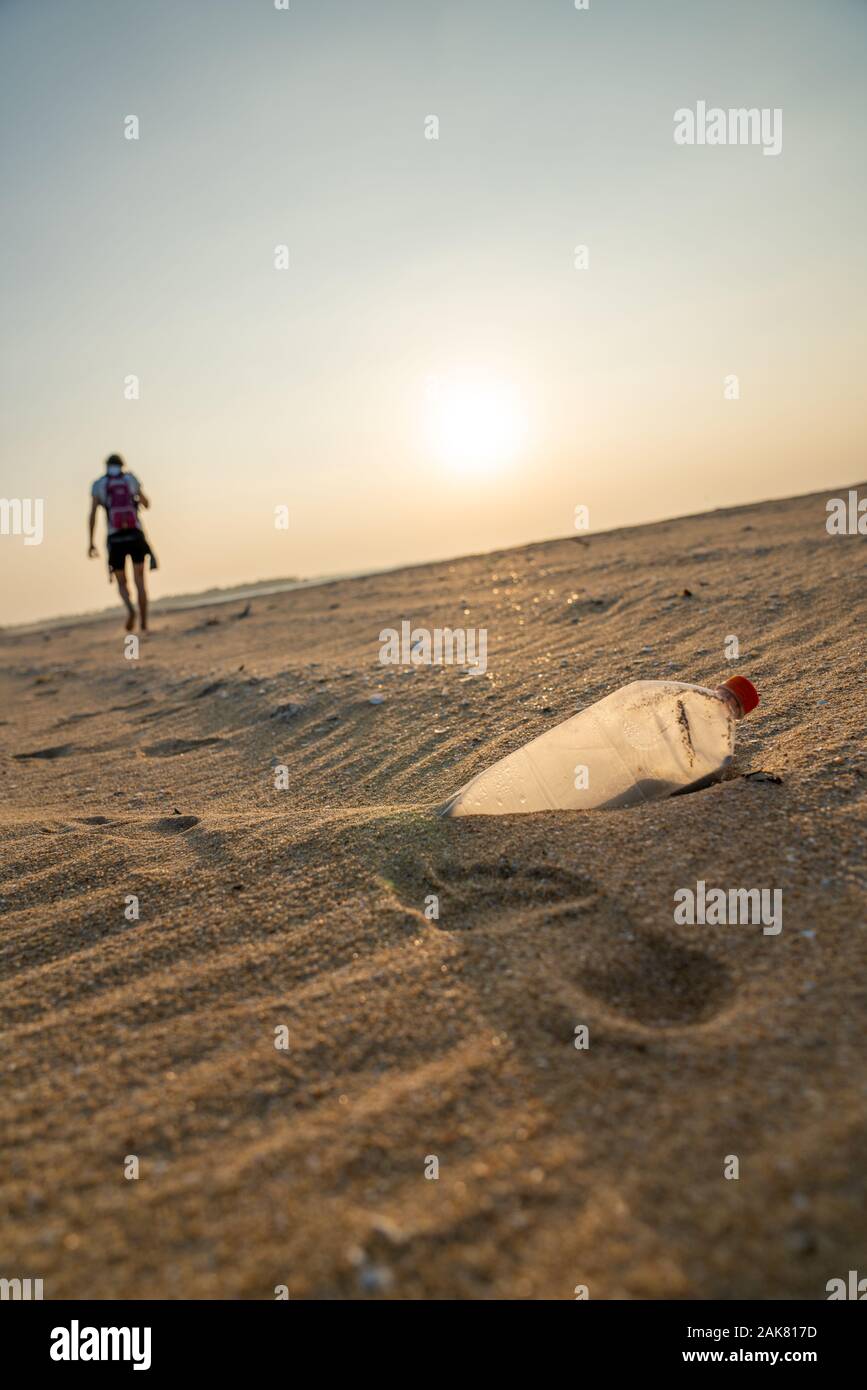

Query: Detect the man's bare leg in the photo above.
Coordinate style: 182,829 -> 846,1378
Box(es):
114,565 -> 136,632
133,562 -> 148,632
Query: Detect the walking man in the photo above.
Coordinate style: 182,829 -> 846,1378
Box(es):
88,455 -> 156,631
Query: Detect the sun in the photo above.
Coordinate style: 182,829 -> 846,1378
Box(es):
424,374 -> 528,474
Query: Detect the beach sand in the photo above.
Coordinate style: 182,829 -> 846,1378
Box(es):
1,486 -> 865,1300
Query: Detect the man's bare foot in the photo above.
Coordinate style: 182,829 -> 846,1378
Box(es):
125,608 -> 136,632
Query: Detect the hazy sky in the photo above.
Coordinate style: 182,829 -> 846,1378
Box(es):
2,0 -> 865,625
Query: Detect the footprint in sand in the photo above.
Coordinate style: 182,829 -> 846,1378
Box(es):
142,737 -> 225,758
13,744 -> 76,761
386,857 -> 599,931
388,857 -> 732,1030
150,815 -> 200,833
578,933 -> 732,1027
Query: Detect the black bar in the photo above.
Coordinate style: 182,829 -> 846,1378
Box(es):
5,1299 -> 863,1375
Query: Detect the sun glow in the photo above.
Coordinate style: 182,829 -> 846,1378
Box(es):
424,374 -> 528,474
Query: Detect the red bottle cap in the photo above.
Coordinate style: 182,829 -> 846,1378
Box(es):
722,676 -> 759,715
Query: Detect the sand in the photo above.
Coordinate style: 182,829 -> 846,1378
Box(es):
1,485 -> 865,1300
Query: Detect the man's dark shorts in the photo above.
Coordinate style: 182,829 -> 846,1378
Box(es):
108,528 -> 148,573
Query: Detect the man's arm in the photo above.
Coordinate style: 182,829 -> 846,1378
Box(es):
138,490 -> 150,509
88,498 -> 99,557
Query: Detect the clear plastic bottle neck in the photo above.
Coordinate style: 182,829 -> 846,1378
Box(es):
716,685 -> 745,720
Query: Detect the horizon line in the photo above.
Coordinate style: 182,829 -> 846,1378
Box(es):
2,478 -> 861,638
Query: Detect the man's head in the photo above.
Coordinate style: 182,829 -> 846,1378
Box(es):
105,453 -> 125,476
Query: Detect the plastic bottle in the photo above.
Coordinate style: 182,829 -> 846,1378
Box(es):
441,675 -> 759,816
